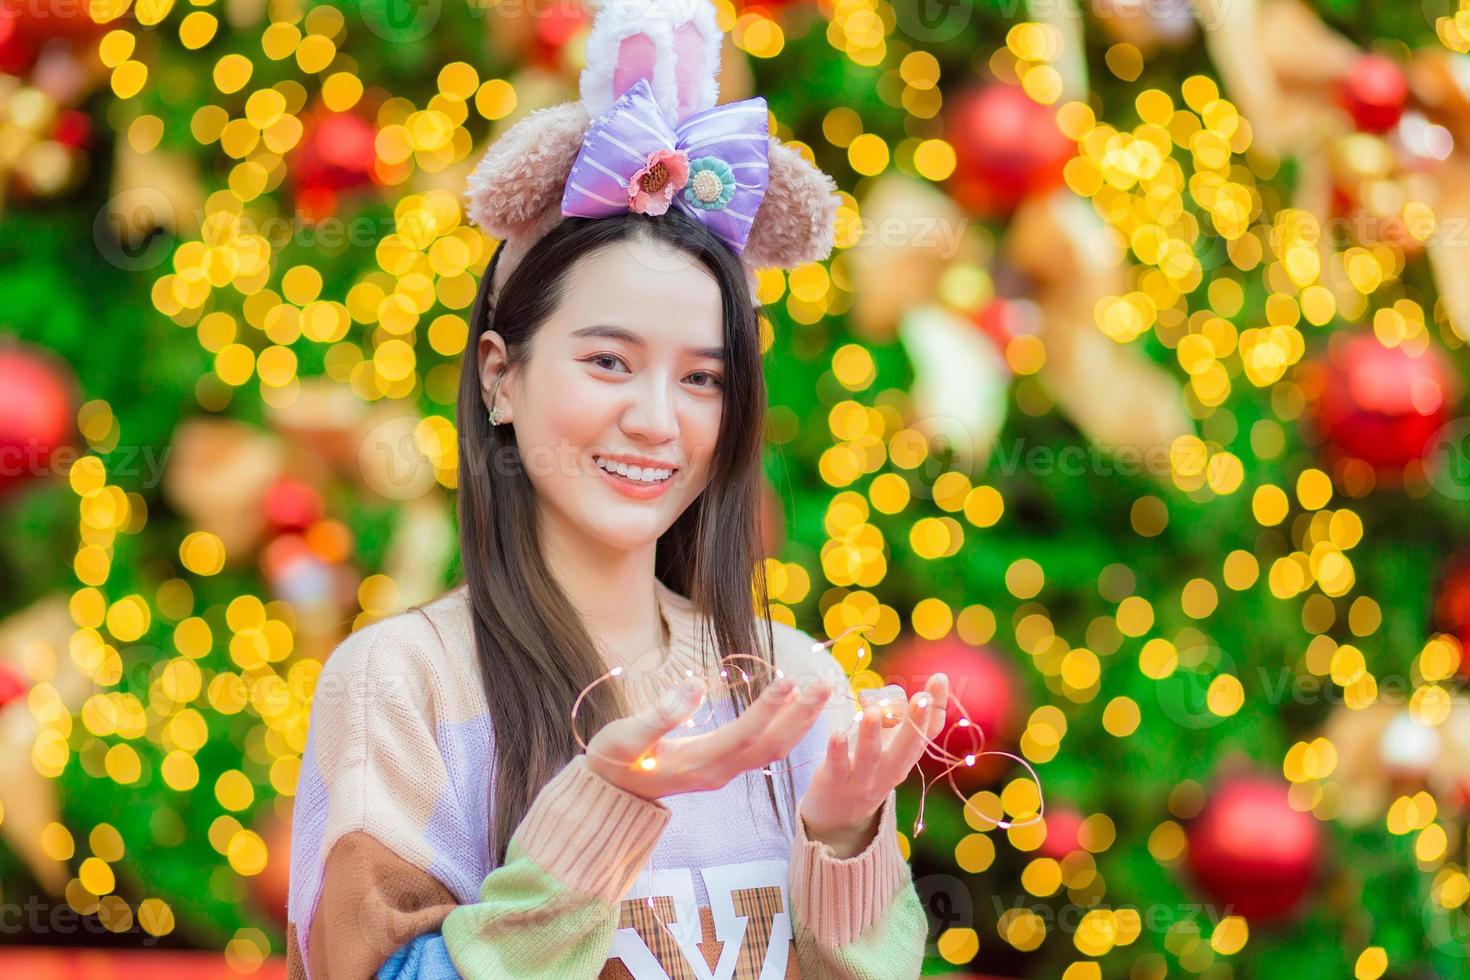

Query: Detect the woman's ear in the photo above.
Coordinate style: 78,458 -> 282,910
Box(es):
477,329 -> 515,424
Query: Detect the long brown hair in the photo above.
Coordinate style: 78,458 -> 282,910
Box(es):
454,209 -> 795,864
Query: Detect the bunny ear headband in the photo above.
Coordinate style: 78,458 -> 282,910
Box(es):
463,0 -> 841,302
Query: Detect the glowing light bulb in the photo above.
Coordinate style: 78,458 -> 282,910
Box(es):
610,666 -> 624,677
640,757 -> 657,770
964,754 -> 975,766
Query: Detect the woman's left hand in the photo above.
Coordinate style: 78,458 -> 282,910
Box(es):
797,672 -> 949,857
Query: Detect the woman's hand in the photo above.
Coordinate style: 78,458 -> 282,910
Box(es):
797,672 -> 949,857
584,672 -> 835,801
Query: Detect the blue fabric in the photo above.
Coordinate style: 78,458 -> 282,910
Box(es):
377,931 -> 461,980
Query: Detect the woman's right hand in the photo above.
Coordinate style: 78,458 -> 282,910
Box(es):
583,672 -> 834,801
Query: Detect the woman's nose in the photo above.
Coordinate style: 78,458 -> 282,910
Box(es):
620,377 -> 680,443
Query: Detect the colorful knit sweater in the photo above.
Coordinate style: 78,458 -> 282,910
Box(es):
286,577 -> 929,979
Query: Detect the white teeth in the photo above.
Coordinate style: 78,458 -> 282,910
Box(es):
594,455 -> 673,483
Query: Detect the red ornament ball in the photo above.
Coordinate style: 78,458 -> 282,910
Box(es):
1306,333 -> 1457,472
0,663 -> 28,710
532,1 -> 588,56
972,297 -> 1040,354
1185,776 -> 1321,923
52,109 -> 93,150
1339,54 -> 1409,135
944,83 -> 1074,217
1434,553 -> 1470,676
0,344 -> 77,497
291,105 -> 378,218
264,478 -> 326,535
878,635 -> 1025,790
1037,804 -> 1084,860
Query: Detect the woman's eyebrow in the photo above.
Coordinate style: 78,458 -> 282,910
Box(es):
570,324 -> 725,361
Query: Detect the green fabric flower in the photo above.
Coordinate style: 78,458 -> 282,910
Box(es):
682,157 -> 736,211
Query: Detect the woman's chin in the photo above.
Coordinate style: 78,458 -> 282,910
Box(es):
574,513 -> 670,554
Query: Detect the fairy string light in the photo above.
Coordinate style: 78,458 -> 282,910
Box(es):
569,621 -> 1047,837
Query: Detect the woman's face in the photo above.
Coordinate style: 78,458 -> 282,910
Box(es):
480,237 -> 727,554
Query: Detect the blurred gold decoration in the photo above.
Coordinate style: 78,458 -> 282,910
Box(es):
1028,0 -> 1087,102
354,404 -> 441,501
846,173 -> 980,343
108,140 -> 205,248
224,0 -> 268,29
1199,0 -> 1470,341
1199,0 -> 1359,154
162,417 -> 287,561
1007,190 -> 1193,458
0,595 -> 91,896
266,378 -> 371,479
1322,697 -> 1470,825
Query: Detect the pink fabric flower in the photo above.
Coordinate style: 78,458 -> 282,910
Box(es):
627,148 -> 690,216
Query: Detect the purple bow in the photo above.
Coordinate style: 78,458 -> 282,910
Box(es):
561,77 -> 770,255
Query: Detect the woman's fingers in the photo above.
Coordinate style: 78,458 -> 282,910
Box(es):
821,728 -> 853,782
697,675 -> 832,776
923,672 -> 950,740
761,676 -> 838,758
621,676 -> 708,751
851,703 -> 885,778
882,689 -> 936,776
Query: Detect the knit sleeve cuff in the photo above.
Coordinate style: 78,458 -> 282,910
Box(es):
789,790 -> 911,947
509,754 -> 671,903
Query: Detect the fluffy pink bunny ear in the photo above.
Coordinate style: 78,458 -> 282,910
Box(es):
742,139 -> 841,270
579,0 -> 722,122
463,100 -> 590,240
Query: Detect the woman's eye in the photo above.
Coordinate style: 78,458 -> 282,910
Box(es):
687,371 -> 723,389
588,354 -> 626,372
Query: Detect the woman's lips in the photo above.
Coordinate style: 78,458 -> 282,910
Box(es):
593,460 -> 677,500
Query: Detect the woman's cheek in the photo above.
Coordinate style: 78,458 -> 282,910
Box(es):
679,404 -> 722,493
541,369 -> 611,441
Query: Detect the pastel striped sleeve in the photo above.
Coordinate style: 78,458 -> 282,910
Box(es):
788,789 -> 928,978
287,618 -> 479,980
440,755 -> 671,979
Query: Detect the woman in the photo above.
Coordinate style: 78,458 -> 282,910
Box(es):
287,3 -> 949,976
288,208 -> 949,978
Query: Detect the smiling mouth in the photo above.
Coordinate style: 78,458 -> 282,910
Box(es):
591,454 -> 678,485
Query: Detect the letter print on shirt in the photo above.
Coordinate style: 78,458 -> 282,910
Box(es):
604,859 -> 796,980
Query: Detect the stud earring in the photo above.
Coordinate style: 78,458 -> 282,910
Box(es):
487,375 -> 506,427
